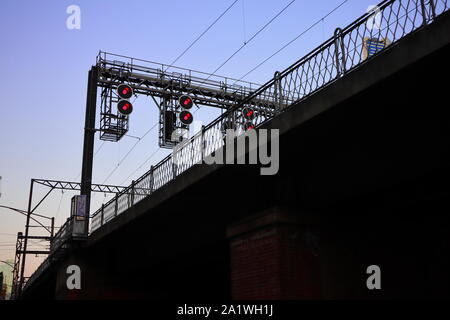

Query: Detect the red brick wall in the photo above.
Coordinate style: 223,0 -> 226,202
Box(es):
230,227 -> 281,299
228,208 -> 320,300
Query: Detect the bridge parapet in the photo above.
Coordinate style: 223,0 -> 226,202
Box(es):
50,216 -> 86,253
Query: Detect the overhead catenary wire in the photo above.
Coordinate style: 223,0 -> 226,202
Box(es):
0,240 -> 48,248
119,148 -> 161,185
0,205 -> 51,220
175,0 -> 296,117
102,122 -> 159,184
165,0 -> 240,71
63,140 -> 108,218
54,189 -> 64,221
236,0 -> 350,82
204,0 -> 296,83
72,140 -> 106,186
94,141 -> 106,156
0,205 -> 52,234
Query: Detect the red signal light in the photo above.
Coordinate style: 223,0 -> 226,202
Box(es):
242,107 -> 255,121
179,110 -> 193,125
118,100 -> 133,115
179,95 -> 193,110
117,84 -> 133,99
244,122 -> 255,131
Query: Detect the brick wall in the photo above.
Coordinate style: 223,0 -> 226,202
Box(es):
227,207 -> 320,300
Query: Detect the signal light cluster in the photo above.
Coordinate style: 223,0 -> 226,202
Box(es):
179,95 -> 194,126
117,84 -> 134,115
242,107 -> 256,131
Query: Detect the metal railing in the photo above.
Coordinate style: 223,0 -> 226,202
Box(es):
91,0 -> 449,232
22,257 -> 50,293
22,216 -> 87,293
21,217 -> 73,294
50,216 -> 86,253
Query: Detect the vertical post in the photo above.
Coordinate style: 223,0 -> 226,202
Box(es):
18,179 -> 34,297
334,28 -> 346,77
274,71 -> 282,112
201,125 -> 206,158
114,193 -> 119,217
339,31 -> 346,74
131,180 -> 135,206
11,232 -> 22,299
80,66 -> 99,236
191,133 -> 195,165
101,204 -> 104,226
420,0 -> 428,26
149,166 -> 154,195
429,0 -> 436,20
172,161 -> 177,180
51,217 -> 55,238
334,28 -> 341,76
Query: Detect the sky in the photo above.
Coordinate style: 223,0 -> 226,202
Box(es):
0,0 -> 379,279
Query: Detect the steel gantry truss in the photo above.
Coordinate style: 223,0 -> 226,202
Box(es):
34,179 -> 129,194
13,178 -> 140,299
95,51 -> 290,147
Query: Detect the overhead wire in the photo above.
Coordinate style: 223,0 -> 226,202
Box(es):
0,205 -> 52,234
165,0 -> 240,71
119,148 -> 161,185
101,122 -> 158,184
235,0 -> 350,82
204,0 -> 296,83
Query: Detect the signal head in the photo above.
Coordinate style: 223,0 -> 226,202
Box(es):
117,84 -> 133,99
242,107 -> 256,120
244,121 -> 255,131
117,100 -> 133,115
179,95 -> 193,110
179,110 -> 193,125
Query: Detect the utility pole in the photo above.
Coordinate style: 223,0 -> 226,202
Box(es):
18,180 -> 34,296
